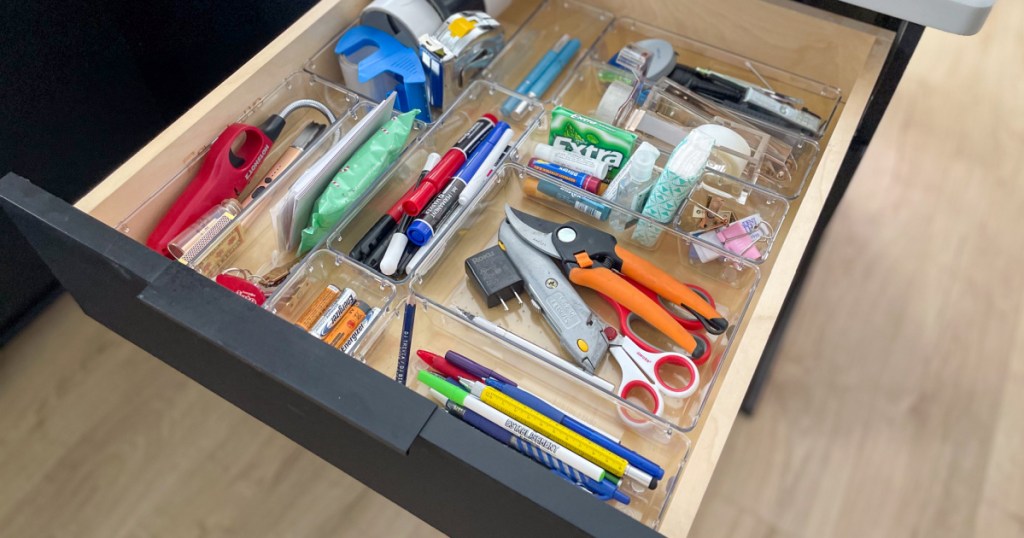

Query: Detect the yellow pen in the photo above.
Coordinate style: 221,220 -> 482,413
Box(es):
461,380 -> 657,489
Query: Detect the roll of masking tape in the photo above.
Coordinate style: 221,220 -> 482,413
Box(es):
595,79 -> 635,124
362,0 -> 444,48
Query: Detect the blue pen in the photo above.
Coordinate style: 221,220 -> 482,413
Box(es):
485,378 -> 665,481
528,38 -> 581,100
500,35 -> 570,116
407,122 -> 510,246
503,37 -> 582,119
440,396 -> 629,504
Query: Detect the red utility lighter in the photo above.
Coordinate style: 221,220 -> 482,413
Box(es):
146,99 -> 333,257
146,117 -> 283,257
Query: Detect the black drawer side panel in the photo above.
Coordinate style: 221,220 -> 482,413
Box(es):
0,173 -> 433,453
0,174 -> 661,537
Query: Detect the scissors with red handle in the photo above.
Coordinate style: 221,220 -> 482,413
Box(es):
599,324 -> 700,425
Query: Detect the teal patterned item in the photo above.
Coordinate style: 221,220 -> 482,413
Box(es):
632,130 -> 714,247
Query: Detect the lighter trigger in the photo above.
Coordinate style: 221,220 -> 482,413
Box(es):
228,151 -> 245,168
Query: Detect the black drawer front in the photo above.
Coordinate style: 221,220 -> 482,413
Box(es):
1,173 -> 658,537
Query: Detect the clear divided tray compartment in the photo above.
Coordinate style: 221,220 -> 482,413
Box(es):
358,291 -> 692,528
518,68 -> 789,264
115,71 -> 361,245
191,98 -> 429,280
641,82 -> 819,199
588,17 -> 842,140
304,0 -> 547,118
326,80 -> 544,283
264,249 -> 398,360
409,163 -> 760,434
484,0 -> 613,107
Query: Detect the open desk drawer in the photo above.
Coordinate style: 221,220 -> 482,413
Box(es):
0,0 -> 899,535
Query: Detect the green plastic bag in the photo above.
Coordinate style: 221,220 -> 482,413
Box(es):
299,110 -> 417,254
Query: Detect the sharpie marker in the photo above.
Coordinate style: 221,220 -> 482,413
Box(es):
486,378 -> 664,480
402,113 -> 497,216
350,154 -> 440,262
379,153 -> 442,275
418,371 -> 610,484
458,128 -> 515,205
433,391 -> 629,504
407,122 -> 510,246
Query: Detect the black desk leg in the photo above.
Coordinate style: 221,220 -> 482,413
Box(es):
742,21 -> 925,414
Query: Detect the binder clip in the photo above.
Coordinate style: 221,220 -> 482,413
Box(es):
419,12 -> 504,110
335,25 -> 431,123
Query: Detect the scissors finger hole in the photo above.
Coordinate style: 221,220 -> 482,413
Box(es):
620,380 -> 661,421
654,357 -> 699,397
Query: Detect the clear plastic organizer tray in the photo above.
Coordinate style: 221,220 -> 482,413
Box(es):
409,163 -> 760,433
115,71 -> 361,245
547,58 -> 769,184
359,292 -> 692,528
588,17 -> 842,141
326,80 -> 544,283
265,249 -> 398,360
191,98 -> 429,280
518,77 -> 789,265
484,0 -> 613,108
641,82 -> 820,199
303,0 -> 546,115
552,58 -> 644,126
675,168 -> 789,265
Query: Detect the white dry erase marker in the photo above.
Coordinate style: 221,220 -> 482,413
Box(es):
458,129 -> 515,206
380,153 -> 442,276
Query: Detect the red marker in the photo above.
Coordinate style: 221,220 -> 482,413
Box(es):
402,113 -> 496,216
417,350 -> 476,381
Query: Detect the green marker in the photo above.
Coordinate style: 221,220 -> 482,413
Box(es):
416,371 -> 613,484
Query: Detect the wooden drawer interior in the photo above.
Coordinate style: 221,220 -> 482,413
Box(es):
70,0 -> 896,533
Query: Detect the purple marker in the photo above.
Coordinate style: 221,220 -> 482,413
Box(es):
444,350 -> 517,386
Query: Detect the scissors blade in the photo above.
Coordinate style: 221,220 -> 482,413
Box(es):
503,205 -> 559,258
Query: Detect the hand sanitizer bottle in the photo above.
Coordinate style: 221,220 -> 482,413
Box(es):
606,142 -> 659,231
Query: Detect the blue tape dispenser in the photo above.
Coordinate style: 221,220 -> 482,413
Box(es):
335,25 -> 431,123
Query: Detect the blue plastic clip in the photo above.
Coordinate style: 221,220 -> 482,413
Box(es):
335,26 -> 431,123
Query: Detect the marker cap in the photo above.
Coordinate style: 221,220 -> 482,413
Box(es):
417,370 -> 469,405
379,233 -> 409,276
405,219 -> 434,246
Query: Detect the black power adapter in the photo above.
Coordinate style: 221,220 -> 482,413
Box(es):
465,245 -> 525,310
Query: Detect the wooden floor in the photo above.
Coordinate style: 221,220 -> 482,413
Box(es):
2,3 -> 1023,537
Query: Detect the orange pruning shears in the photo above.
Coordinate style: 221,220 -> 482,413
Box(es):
503,205 -> 728,361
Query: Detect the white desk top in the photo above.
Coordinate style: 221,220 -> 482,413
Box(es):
841,0 -> 994,34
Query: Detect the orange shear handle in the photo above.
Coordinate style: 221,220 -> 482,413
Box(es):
614,245 -> 728,334
568,267 -> 704,358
